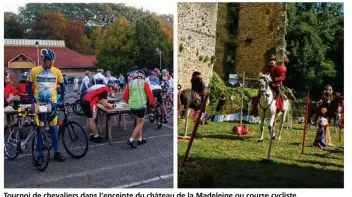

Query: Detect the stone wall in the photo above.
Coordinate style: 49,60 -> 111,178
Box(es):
214,3 -> 283,80
177,2 -> 219,89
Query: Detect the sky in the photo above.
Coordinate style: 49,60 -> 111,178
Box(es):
3,1 -> 175,15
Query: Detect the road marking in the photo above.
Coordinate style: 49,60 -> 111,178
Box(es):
114,174 -> 174,188
9,155 -> 173,188
4,133 -> 173,160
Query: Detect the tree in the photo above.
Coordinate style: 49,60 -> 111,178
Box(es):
134,14 -> 173,69
65,19 -> 86,53
285,3 -> 343,99
30,11 -> 66,40
4,12 -> 24,38
89,26 -> 107,55
97,17 -> 139,74
162,22 -> 173,42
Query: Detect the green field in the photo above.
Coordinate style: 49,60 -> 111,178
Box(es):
178,119 -> 344,188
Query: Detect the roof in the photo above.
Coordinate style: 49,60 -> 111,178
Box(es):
85,55 -> 97,63
4,39 -> 66,47
5,46 -> 96,68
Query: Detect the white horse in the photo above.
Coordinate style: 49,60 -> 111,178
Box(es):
257,73 -> 290,142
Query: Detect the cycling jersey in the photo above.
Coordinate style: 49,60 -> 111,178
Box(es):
29,66 -> 63,103
5,82 -> 18,106
93,73 -> 108,85
145,76 -> 162,90
161,75 -> 173,92
106,76 -> 118,83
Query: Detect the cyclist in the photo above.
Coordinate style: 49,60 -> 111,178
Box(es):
145,70 -> 168,123
82,81 -> 119,143
16,72 -> 30,103
118,73 -> 126,92
92,69 -> 108,85
123,71 -> 154,148
161,69 -> 174,103
80,71 -> 91,99
27,48 -> 66,165
16,71 -> 34,125
5,71 -> 18,107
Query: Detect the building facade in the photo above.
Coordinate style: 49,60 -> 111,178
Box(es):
4,39 -> 96,84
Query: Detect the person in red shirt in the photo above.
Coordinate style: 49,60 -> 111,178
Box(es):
4,71 -> 18,107
82,82 -> 118,143
16,72 -> 30,103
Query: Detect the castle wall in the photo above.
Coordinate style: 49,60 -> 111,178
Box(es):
177,2 -> 218,89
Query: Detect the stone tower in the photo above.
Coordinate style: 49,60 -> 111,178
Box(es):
177,2 -> 219,89
214,2 -> 287,80
177,2 -> 288,87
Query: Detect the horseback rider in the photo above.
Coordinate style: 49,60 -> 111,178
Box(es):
191,71 -> 207,102
251,55 -> 287,115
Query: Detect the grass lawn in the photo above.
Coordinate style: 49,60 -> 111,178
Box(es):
178,119 -> 344,188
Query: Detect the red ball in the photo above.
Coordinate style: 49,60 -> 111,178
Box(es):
233,125 -> 248,136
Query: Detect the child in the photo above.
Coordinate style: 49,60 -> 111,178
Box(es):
313,108 -> 328,148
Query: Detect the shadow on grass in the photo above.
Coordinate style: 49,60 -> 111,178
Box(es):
197,134 -> 254,141
305,153 -> 342,160
178,156 -> 343,188
297,159 -> 343,168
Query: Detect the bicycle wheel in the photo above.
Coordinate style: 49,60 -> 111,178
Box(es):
62,121 -> 88,159
64,95 -> 77,104
148,108 -> 156,123
32,128 -> 50,171
4,125 -> 20,160
165,100 -> 173,119
156,106 -> 163,129
73,100 -> 85,116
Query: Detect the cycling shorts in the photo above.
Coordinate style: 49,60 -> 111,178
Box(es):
152,89 -> 163,104
82,100 -> 97,119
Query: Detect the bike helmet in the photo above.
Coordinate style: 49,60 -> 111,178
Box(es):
162,69 -> 168,76
22,72 -> 29,78
107,81 -> 118,90
153,68 -> 161,76
85,71 -> 91,75
41,49 -> 56,60
134,70 -> 144,79
97,68 -> 104,73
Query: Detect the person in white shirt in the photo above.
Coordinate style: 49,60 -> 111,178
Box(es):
145,70 -> 168,123
105,70 -> 118,83
161,69 -> 174,104
80,71 -> 91,98
73,77 -> 79,93
93,69 -> 108,85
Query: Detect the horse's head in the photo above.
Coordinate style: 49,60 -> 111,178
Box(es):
258,73 -> 272,95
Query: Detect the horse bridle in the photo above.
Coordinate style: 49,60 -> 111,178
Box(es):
258,76 -> 274,113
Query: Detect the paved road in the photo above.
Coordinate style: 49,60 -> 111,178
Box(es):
4,85 -> 174,188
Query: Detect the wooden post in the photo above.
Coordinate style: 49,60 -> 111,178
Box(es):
180,95 -> 209,168
301,90 -> 309,154
240,71 -> 245,126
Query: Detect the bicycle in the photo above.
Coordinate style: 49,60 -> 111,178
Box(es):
147,97 -> 163,129
162,90 -> 173,119
4,103 -> 88,171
